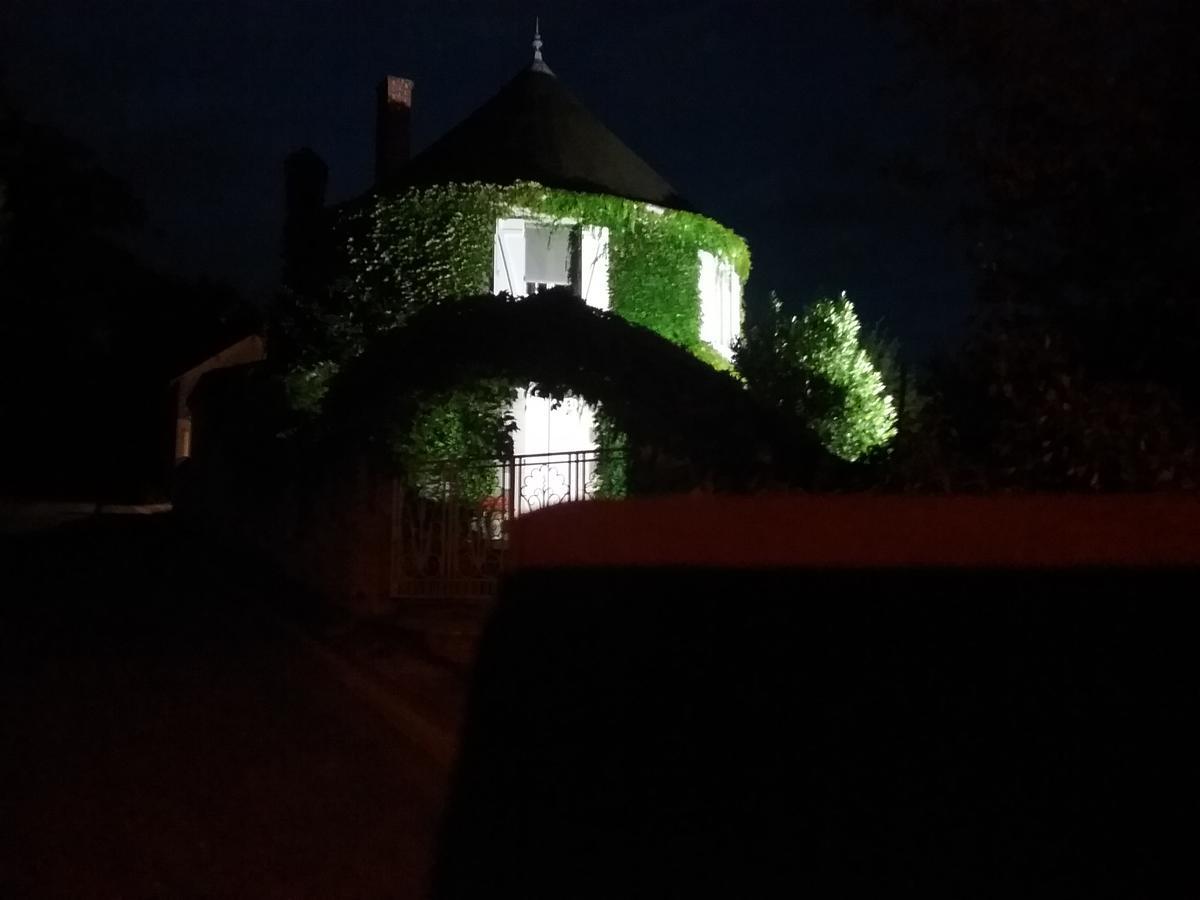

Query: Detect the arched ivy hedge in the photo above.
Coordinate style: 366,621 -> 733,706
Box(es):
314,290 -> 844,492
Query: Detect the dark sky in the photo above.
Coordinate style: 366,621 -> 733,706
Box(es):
1,0 -> 970,355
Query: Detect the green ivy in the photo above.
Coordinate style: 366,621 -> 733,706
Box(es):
340,181 -> 749,355
591,406 -> 628,498
691,340 -> 737,373
388,381 -> 517,501
341,183 -> 507,336
282,359 -> 339,416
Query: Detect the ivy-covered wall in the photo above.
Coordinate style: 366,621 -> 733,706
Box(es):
339,180 -> 750,358
277,180 -> 750,491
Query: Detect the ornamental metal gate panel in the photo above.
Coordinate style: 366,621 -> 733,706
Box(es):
389,450 -> 610,601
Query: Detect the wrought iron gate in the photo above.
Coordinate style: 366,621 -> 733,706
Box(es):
389,450 -> 610,600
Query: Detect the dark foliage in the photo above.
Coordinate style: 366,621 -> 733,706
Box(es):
928,311 -> 1197,491
0,89 -> 258,500
878,1 -> 1200,489
315,289 -> 845,491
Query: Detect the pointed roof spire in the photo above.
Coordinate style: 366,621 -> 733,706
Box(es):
530,17 -> 554,75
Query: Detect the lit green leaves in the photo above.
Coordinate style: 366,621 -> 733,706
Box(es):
736,293 -> 897,461
340,180 -> 749,356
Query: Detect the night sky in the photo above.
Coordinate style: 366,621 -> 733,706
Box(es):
1,0 -> 970,355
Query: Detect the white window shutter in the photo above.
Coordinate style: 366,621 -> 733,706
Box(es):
580,225 -> 610,310
698,250 -> 721,349
727,266 -> 742,352
493,218 -> 526,296
698,250 -> 739,361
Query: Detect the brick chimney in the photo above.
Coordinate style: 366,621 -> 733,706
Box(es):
375,75 -> 414,184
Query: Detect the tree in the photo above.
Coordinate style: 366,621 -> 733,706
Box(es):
0,87 -> 256,499
936,307 -> 1198,491
876,2 -> 1200,489
0,178 -> 11,266
736,293 -> 897,462
880,0 -> 1199,374
859,319 -> 925,430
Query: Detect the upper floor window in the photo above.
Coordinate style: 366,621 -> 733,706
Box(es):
524,222 -> 573,294
494,217 -> 610,310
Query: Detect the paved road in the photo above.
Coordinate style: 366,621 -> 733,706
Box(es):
0,515 -> 445,899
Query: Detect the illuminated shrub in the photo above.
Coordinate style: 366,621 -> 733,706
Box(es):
735,293 -> 897,461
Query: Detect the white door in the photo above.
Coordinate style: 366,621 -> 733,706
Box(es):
511,389 -> 598,514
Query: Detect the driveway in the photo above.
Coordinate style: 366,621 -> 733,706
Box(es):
1,514 -> 446,899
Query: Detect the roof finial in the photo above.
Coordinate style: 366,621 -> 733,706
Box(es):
530,17 -> 553,74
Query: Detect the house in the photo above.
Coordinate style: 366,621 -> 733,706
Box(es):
179,31 -> 770,608
169,333 -> 265,462
282,28 -> 749,487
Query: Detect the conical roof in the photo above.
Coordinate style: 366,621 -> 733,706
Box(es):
382,64 -> 690,211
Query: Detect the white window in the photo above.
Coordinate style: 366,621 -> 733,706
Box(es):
492,217 -> 576,297
698,250 -> 742,360
524,222 -> 572,293
492,217 -> 610,311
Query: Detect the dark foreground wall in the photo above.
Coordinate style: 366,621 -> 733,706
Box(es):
435,497 -> 1200,898
178,450 -> 393,614
176,367 -> 393,613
